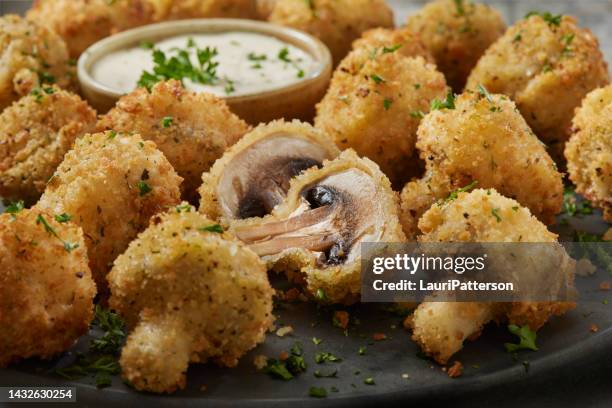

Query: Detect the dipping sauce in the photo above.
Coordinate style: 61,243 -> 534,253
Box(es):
91,32 -> 317,96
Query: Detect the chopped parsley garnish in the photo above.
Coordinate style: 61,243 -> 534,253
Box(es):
140,40 -> 154,50
38,71 -> 55,84
312,337 -> 322,345
477,84 -> 494,103
370,74 -> 386,84
137,181 -> 152,196
383,98 -> 392,110
137,41 -> 220,90
453,0 -> 465,16
248,52 -> 267,61
525,11 -> 562,26
315,352 -> 342,363
161,116 -> 173,128
413,83 -> 421,89
264,342 -> 306,380
561,33 -> 575,55
175,203 -> 193,213
431,90 -> 456,110
4,200 -> 24,219
55,307 -> 125,388
491,208 -> 502,222
54,213 -> 72,223
309,386 -> 327,398
107,130 -> 117,139
225,78 -> 236,94
314,368 -> 337,378
440,180 -> 478,205
264,359 -> 294,380
504,324 -> 538,352
199,224 -> 223,233
513,33 -> 522,43
278,47 -> 304,78
364,377 -> 375,385
36,214 -> 78,253
315,288 -> 327,302
410,110 -> 425,119
358,346 -> 367,355
563,186 -> 593,216
382,44 -> 402,54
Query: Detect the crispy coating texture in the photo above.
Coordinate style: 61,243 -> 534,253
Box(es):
466,14 -> 609,163
315,49 -> 447,187
0,208 -> 96,367
352,27 -> 434,63
565,85 -> 612,221
0,15 -> 75,111
411,189 -> 575,364
0,87 -> 96,204
230,150 -> 406,304
168,0 -> 257,19
27,0 -> 169,58
35,131 -> 182,294
268,0 -> 394,65
405,0 -> 506,91
400,92 -> 563,239
109,205 -> 274,393
97,81 -> 249,202
199,119 -> 339,221
256,0 -> 277,19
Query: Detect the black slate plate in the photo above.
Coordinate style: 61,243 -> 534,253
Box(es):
0,202 -> 611,407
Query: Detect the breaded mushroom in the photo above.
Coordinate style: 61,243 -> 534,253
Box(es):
109,204 -> 273,393
167,0 -> 258,19
0,207 -> 96,367
27,0 -> 170,58
315,47 -> 447,187
565,85 -> 612,221
409,189 -> 575,364
466,13 -> 609,163
268,0 -> 394,65
0,86 -> 96,204
400,91 -> 563,239
97,80 -> 249,202
405,0 -> 506,91
231,150 -> 406,304
0,15 -> 75,111
199,119 -> 339,221
35,131 -> 182,294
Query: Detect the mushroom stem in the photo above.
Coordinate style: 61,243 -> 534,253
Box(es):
234,205 -> 335,243
248,233 -> 340,256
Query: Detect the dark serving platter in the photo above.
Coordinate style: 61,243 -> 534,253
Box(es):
0,199 -> 611,407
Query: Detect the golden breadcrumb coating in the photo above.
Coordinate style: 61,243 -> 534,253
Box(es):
0,15 -> 75,110
352,27 -> 434,63
0,86 -> 96,204
199,119 -> 339,221
268,0 -> 394,65
256,0 -> 277,19
400,92 -> 563,239
466,14 -> 609,163
230,150 -> 406,304
97,80 -> 249,202
405,0 -> 506,91
315,49 -> 447,187
167,0 -> 257,19
35,131 -> 182,294
0,208 -> 96,367
27,0 -> 169,58
410,189 -> 575,364
109,204 -> 273,393
565,85 -> 612,221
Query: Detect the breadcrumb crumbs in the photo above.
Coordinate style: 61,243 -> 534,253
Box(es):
590,324 -> 599,333
373,333 -> 387,341
600,281 -> 610,291
253,355 -> 268,370
276,326 -> 294,337
334,311 -> 350,329
447,361 -> 463,378
279,351 -> 289,361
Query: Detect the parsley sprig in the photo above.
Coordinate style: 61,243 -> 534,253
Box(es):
504,324 -> 538,352
36,214 -> 79,252
431,90 -> 456,110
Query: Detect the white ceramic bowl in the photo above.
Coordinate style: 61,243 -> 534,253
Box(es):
78,19 -> 332,124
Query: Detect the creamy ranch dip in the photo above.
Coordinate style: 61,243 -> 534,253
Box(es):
91,31 -> 316,96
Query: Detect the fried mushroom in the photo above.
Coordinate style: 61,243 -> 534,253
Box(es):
231,149 -> 406,304
198,120 -> 339,221
565,85 -> 612,221
35,131 -> 182,294
409,189 -> 575,364
466,13 -> 609,163
268,0 -> 394,65
0,86 -> 97,204
399,91 -> 563,239
0,15 -> 75,110
97,80 -> 249,202
0,208 -> 96,367
405,0 -> 506,91
315,46 -> 447,187
109,204 -> 273,393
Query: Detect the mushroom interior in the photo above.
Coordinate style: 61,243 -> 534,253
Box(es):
217,133 -> 333,219
234,168 -> 385,266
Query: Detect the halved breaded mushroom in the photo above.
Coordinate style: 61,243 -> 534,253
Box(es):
231,149 -> 406,304
199,120 -> 339,221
